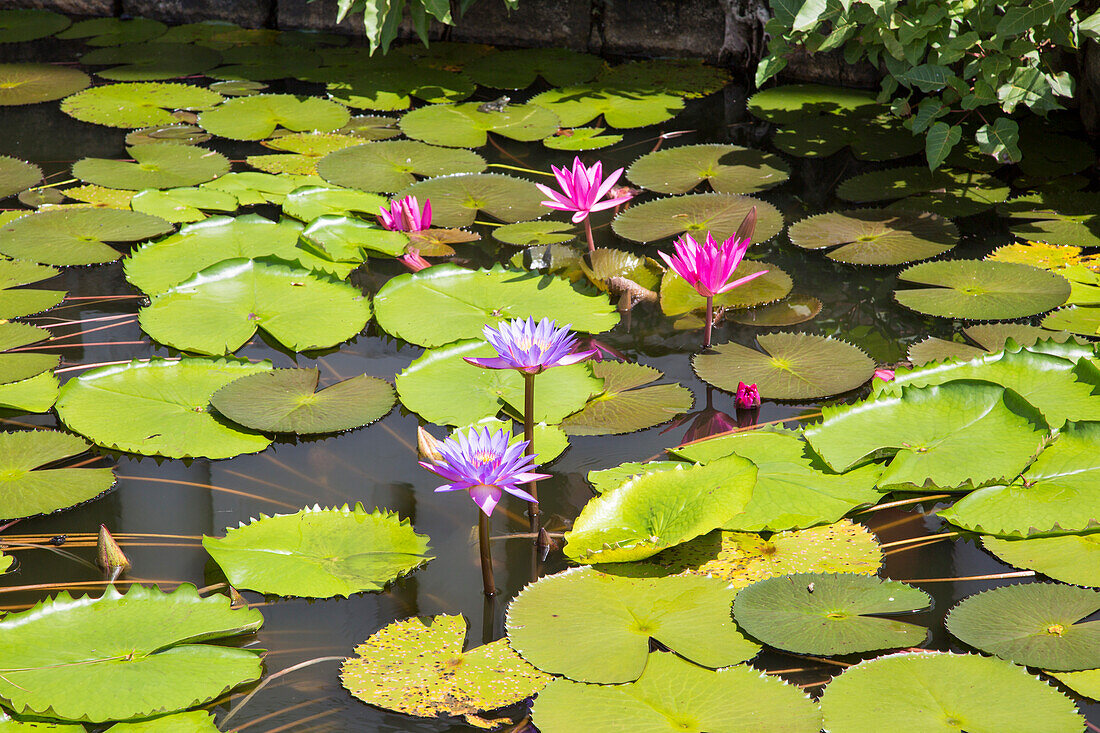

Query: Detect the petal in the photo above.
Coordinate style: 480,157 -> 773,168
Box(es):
463,356 -> 517,370
468,484 -> 502,516
551,350 -> 597,366
504,484 -> 540,503
718,269 -> 769,292
593,166 -> 624,201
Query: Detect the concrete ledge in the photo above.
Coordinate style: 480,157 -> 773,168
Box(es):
7,0 -> 113,14
451,0 -> 590,50
277,0 -> 363,34
598,0 -> 725,61
122,0 -> 274,27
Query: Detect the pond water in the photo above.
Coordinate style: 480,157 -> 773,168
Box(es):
1,15 -> 1099,733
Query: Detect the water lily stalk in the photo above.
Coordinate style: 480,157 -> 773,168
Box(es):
523,372 -> 539,531
478,510 -> 496,597
704,295 -> 714,348
584,217 -> 595,253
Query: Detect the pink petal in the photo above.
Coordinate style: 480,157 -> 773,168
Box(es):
717,269 -> 769,292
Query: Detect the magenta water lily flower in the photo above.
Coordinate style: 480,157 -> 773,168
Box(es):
378,195 -> 431,232
464,317 -> 596,375
419,427 -> 550,517
735,382 -> 760,410
536,157 -> 632,224
659,232 -> 766,299
874,368 -> 896,382
399,248 -> 431,272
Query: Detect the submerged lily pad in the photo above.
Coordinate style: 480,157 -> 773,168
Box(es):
747,84 -> 880,123
0,430 -> 115,521
399,103 -> 561,148
80,43 -> 221,81
729,294 -> 823,327
73,144 -> 229,191
613,192 -> 783,243
0,9 -> 70,43
530,84 -> 685,128
628,144 -> 790,195
561,361 -> 692,436
341,614 -> 549,726
211,368 -> 394,433
788,209 -> 958,266
198,94 -> 349,140
0,64 -> 89,106
493,220 -> 576,247
694,332 -> 874,400
895,260 -> 1070,319
204,504 -> 429,597
819,651 -> 1083,733
464,48 -> 603,89
56,357 -> 273,459
0,156 -> 42,199
0,208 -> 173,266
0,584 -> 261,723
317,141 -> 486,192
61,83 -> 223,129
542,127 -> 623,151
507,568 -> 759,683
983,534 -> 1100,588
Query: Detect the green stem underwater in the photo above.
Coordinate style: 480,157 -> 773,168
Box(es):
523,372 -> 540,532
478,510 -> 496,597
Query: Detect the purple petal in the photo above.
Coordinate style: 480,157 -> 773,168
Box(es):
463,356 -> 517,370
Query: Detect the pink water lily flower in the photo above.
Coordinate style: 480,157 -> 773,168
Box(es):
464,317 -> 596,375
399,248 -> 431,272
378,195 -> 431,232
659,232 -> 766,299
735,382 -> 761,410
874,368 -> 896,382
536,157 -> 632,224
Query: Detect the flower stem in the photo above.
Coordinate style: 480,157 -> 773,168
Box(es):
478,510 -> 496,597
523,372 -> 541,532
704,295 -> 714,349
583,217 -> 595,253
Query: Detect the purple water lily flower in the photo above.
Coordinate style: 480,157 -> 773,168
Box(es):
419,427 -> 550,517
463,317 -> 596,375
378,195 -> 431,232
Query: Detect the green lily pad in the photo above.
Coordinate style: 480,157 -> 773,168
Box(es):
579,248 -> 661,293
0,322 -> 48,351
0,372 -> 59,413
0,208 -> 173,266
61,184 -> 134,208
773,114 -> 923,161
561,361 -> 693,436
316,141 -> 486,192
208,44 -> 321,81
211,368 -> 394,433
337,114 -> 402,139
281,185 -> 386,222
0,156 -> 41,200
202,172 -> 325,206
0,9 -> 70,43
598,58 -> 731,98
56,357 -> 273,459
80,43 -> 221,81
245,132 -> 368,175
542,127 -> 623,151
104,711 -> 218,732
125,122 -> 215,145
203,503 -> 429,597
464,48 -> 603,89
983,534 -> 1100,587
0,584 -> 262,723
197,94 -> 349,140
395,338 -> 604,426
613,192 -> 783,243
73,144 -> 230,191
300,215 -> 408,261
840,167 -> 1010,217
399,102 -> 561,148
747,84 -> 880,123
397,173 -> 546,227
788,209 -> 958,266
341,614 -> 549,727
493,220 -> 576,247
733,572 -> 930,654
835,165 -> 944,201
907,324 -> 1083,367
56,17 -> 166,46
564,454 -> 757,564
1001,193 -> 1100,248
895,260 -> 1070,320
375,264 -> 619,347
0,260 -> 64,319
939,420 -> 1100,537
660,261 -> 793,315
819,651 -> 1084,733
139,257 -> 370,355
627,144 -> 790,195
0,352 -> 56,386
327,67 -> 476,111
0,430 -> 115,521
506,568 -> 759,683
61,83 -> 224,129
1050,669 -> 1100,701
130,186 -> 238,223
530,84 -> 685,128
946,583 -> 1100,671
1043,305 -> 1100,336
729,294 -> 823,327
0,64 -> 89,106
694,332 -> 874,400
532,650 -> 821,733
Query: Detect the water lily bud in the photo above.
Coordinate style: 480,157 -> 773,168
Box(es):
874,368 -> 896,382
735,382 -> 761,410
96,524 -> 130,575
417,426 -> 444,463
229,586 -> 247,607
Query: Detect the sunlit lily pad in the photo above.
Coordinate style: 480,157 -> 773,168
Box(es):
80,43 -> 221,81
580,247 -> 662,293
126,122 -> 213,146
317,141 -> 486,192
729,294 -> 823,326
197,94 -> 349,140
399,103 -> 561,148
0,584 -> 262,723
561,361 -> 692,436
57,17 -> 166,46
788,209 -> 958,266
281,185 -> 386,222
0,208 -> 173,266
0,350 -> 56,386
17,187 -> 63,208
613,192 -> 783,243
300,215 -> 407,262
0,430 -> 115,521
660,261 -> 792,316
62,184 -> 134,209
819,651 -> 1084,733
396,173 -> 547,227
204,172 -> 325,206
598,58 -> 730,98
747,84 -> 880,123
841,167 -> 1010,217
0,9 -> 70,43
203,504 -> 429,597
56,357 -> 273,459
530,84 -> 685,128
395,338 -> 603,426
507,568 -> 759,683
73,144 -> 230,191
459,416 -> 569,464
1050,669 -> 1100,701
983,534 -> 1100,587
628,144 -> 790,195
211,368 -> 394,433
245,131 -> 366,175
0,371 -> 59,413
130,186 -> 238,223
104,711 -> 219,732
341,614 -> 549,727
533,650 -> 820,733
0,63 -> 88,106
61,82 -> 223,129
542,127 -> 623,151
946,583 -> 1100,671
464,48 -> 603,89
327,67 -> 476,111
895,260 -> 1070,319
0,260 -> 64,319
0,156 -> 41,199
694,332 -> 873,400
1043,305 -> 1100,336
1001,193 -> 1100,248
0,322 -> 47,351
493,220 -> 575,247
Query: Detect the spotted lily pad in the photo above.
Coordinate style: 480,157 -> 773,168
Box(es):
397,173 -> 547,227
463,48 -> 603,89
530,84 -> 685,128
61,83 -> 224,128
316,141 -> 486,192
895,260 -> 1070,319
73,144 -> 229,191
983,534 -> 1100,587
561,361 -> 692,436
203,504 -> 429,597
80,43 -> 221,81
341,615 -> 549,726
747,84 -> 880,123
0,156 -> 41,199
197,94 -> 349,140
506,568 -> 759,683
542,127 -> 623,151
0,208 -> 173,266
56,17 -> 166,46
0,64 -> 89,106
613,192 -> 783,243
628,144 -> 790,195
399,103 -> 561,148
130,187 -> 238,223
789,209 -> 958,266
0,9 -> 70,43
327,67 -> 476,111
0,430 -> 115,521
493,220 -> 575,247
211,368 -> 394,433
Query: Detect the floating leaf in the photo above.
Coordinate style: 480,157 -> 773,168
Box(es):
0,430 -> 115,521
130,187 -> 238,223
0,208 -> 173,266
73,144 -> 230,191
0,156 -> 41,200
139,258 -> 370,355
104,711 -> 218,732
838,167 -> 1010,215
398,173 -> 546,227
210,368 -> 394,433
729,294 -> 823,327
0,321 -> 47,351
399,103 -> 561,148
0,9 -> 70,43
788,209 -> 957,266
492,220 -> 575,247
660,262 -> 793,316
0,64 -> 88,106
208,45 -> 321,82
983,534 -> 1100,588
598,58 -> 730,98
908,323 -> 1082,366
197,94 -> 349,140
341,614 -> 549,725
1001,193 -> 1100,248
0,372 -> 59,413
507,568 -> 759,683
281,185 -> 386,223
0,260 -> 64,319
0,351 -> 56,386
819,651 -> 1084,733
946,583 -> 1100,671
56,357 -> 273,459
694,332 -> 874,400
0,584 -> 262,723
327,67 -> 475,111
628,144 -> 790,195
1050,669 -> 1100,701
561,361 -> 692,435
895,260 -> 1070,320
613,192 -> 783,243
246,132 -> 369,175
61,83 -> 223,129
56,17 -> 166,46
396,338 -> 603,426
542,127 -> 623,151
300,215 -> 407,262
316,141 -> 486,192
203,172 -> 325,206
747,83 -> 880,123
203,504 -> 429,597
80,43 -> 221,81
530,84 -> 685,128
464,48 -> 603,89
62,183 -> 134,209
